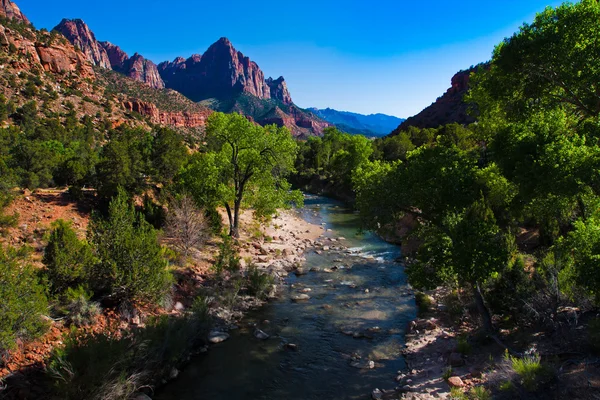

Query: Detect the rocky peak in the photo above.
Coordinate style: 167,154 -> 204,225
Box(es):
158,37 -> 271,101
266,76 -> 292,105
120,53 -> 165,89
54,19 -> 111,69
99,41 -> 128,69
0,0 -> 29,24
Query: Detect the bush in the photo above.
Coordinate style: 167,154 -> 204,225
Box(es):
88,188 -> 172,305
43,219 -> 95,296
48,305 -> 210,400
506,352 -> 552,391
62,286 -> 101,327
213,235 -> 240,276
415,291 -> 433,315
0,246 -> 49,355
469,386 -> 491,400
246,264 -> 274,300
457,335 -> 472,355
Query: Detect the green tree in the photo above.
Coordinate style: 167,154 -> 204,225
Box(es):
88,188 -> 172,304
43,220 -> 95,296
182,112 -> 300,237
151,127 -> 188,185
0,246 -> 49,355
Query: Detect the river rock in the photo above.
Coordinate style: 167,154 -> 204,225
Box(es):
285,343 -> 298,351
291,294 -> 310,302
254,329 -> 270,340
208,331 -> 230,344
323,246 -> 330,251
447,376 -> 464,388
174,302 -> 185,311
169,367 -> 179,379
294,268 -> 307,276
372,389 -> 383,399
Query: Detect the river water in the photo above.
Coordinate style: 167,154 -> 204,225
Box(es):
156,195 -> 416,400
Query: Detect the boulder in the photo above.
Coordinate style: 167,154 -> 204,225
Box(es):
447,376 -> 464,388
254,329 -> 270,340
291,294 -> 310,302
208,331 -> 230,344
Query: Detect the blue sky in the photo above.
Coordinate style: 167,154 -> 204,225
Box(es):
19,0 -> 564,118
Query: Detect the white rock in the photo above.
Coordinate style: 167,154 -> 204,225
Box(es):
254,329 -> 270,340
291,294 -> 311,302
208,331 -> 230,344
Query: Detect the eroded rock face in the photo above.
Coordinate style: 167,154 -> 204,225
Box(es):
158,37 -> 272,101
54,19 -> 111,69
35,42 -> 94,76
100,41 -> 129,69
120,54 -> 164,89
0,0 -> 29,24
266,76 -> 292,105
122,100 -> 210,128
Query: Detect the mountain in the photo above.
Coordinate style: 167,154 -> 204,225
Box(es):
54,19 -> 165,89
390,66 -> 482,135
0,0 -> 29,24
308,108 -> 404,137
159,38 -> 328,137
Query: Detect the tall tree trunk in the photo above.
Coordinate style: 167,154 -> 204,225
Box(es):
472,282 -> 494,333
232,199 -> 241,238
225,203 -> 234,237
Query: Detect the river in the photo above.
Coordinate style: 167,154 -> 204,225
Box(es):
156,194 -> 416,400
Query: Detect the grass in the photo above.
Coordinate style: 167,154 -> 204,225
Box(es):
443,367 -> 454,381
470,386 -> 491,400
506,351 -> 552,391
449,387 -> 467,400
415,291 -> 433,315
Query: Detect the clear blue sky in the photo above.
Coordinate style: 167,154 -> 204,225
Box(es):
18,0 -> 564,118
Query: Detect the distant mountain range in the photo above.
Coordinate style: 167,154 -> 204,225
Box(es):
307,108 -> 405,137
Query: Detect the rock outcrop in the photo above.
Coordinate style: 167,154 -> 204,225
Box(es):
99,41 -> 128,69
391,65 -> 483,135
54,19 -> 111,68
53,19 -> 165,89
266,76 -> 292,105
123,100 -> 210,128
119,54 -> 164,89
0,0 -> 29,24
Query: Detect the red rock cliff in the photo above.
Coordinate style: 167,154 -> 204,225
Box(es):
123,100 -> 210,128
54,19 -> 111,69
266,76 -> 293,105
0,0 -> 29,24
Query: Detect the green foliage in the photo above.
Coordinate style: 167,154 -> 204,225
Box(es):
151,127 -> 188,185
506,352 -> 551,391
0,190 -> 18,233
61,286 -> 101,327
88,188 -> 172,304
443,367 -> 454,381
414,292 -> 433,316
213,235 -> 240,276
457,335 -> 472,355
449,387 -> 467,400
246,264 -> 274,300
179,112 -> 300,236
0,245 -> 49,355
43,219 -> 95,296
469,386 -> 491,400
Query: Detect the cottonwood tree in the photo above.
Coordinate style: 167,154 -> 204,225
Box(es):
177,112 -> 301,237
165,194 -> 208,260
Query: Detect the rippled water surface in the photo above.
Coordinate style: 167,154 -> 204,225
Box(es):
156,195 -> 416,400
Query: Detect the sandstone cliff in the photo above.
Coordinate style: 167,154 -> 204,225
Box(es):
0,0 -> 29,24
266,76 -> 292,105
54,19 -> 111,68
119,53 -> 164,89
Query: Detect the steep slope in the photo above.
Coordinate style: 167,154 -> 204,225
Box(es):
308,107 -> 405,136
0,0 -> 28,24
159,38 -> 328,137
53,19 -> 111,68
391,66 -> 481,135
53,19 -> 165,89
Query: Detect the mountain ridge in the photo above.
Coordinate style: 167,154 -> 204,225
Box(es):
308,107 -> 404,137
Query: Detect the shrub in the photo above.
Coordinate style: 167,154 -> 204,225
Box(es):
43,219 -> 95,296
415,291 -> 433,315
246,265 -> 274,300
213,235 -> 240,276
470,386 -> 491,400
457,335 -> 472,355
443,367 -> 454,381
62,286 -> 101,327
88,188 -> 172,305
506,352 -> 552,391
449,387 -> 466,400
0,246 -> 49,355
165,194 -> 208,259
48,305 -> 210,400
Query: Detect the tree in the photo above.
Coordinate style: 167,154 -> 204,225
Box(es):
182,112 -> 301,237
0,246 -> 49,355
88,188 -> 172,304
151,127 -> 188,185
165,194 -> 208,260
43,220 -> 95,296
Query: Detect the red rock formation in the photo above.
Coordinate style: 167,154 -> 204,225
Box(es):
35,41 -> 94,76
123,100 -> 210,128
0,0 -> 29,24
100,41 -> 129,69
54,19 -> 111,69
158,37 -> 272,101
120,54 -> 164,89
266,76 -> 292,105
